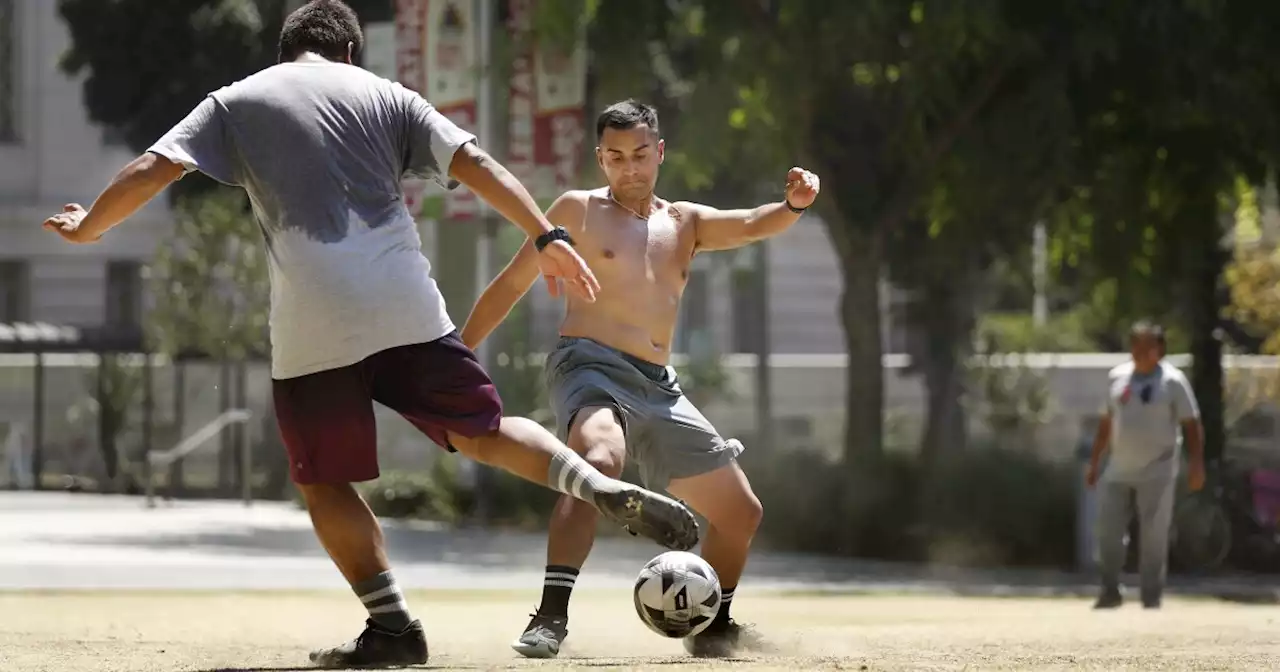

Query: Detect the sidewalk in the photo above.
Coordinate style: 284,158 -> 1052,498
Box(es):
1,491 -> 1277,601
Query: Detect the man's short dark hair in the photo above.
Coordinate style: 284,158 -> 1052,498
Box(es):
595,99 -> 660,141
279,0 -> 363,63
1130,320 -> 1167,349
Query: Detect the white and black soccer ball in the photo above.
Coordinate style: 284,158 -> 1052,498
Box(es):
633,551 -> 721,638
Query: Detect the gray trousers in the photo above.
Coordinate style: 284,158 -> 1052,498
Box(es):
1095,477 -> 1176,597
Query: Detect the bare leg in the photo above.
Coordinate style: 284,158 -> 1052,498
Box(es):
297,482 -> 390,584
668,459 -> 765,657
449,416 -> 698,551
509,407 -> 627,658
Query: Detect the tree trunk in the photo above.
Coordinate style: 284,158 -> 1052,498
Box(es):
915,270 -> 978,464
169,362 -> 186,497
837,226 -> 885,466
1188,203 -> 1229,464
217,360 -> 232,494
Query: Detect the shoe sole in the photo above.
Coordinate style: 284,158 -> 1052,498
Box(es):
510,638 -> 560,659
595,485 -> 700,551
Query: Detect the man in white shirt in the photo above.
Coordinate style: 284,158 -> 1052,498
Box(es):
1086,321 -> 1204,609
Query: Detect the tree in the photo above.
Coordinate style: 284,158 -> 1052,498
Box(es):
537,0 -> 1111,467
1046,0 -> 1280,463
147,187 -> 270,492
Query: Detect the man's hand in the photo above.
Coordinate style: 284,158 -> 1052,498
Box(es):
537,240 -> 600,302
1085,462 -> 1100,489
42,204 -> 99,244
1188,460 -> 1206,492
784,167 -> 821,210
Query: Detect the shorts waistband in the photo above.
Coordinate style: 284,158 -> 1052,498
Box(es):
556,337 -> 672,384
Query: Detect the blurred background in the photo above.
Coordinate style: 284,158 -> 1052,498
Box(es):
3,0 -> 1280,579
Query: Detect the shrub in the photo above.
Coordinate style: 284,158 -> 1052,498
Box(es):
744,442 -> 1076,569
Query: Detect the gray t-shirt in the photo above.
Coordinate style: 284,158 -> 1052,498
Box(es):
148,61 -> 475,379
1103,360 -> 1199,483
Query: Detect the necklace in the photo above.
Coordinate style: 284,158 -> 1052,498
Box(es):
607,189 -> 656,221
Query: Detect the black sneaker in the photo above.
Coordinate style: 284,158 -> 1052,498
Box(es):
1093,588 -> 1123,610
309,618 -> 428,669
594,485 -> 699,551
682,619 -> 760,658
1141,590 -> 1162,609
510,611 -> 568,659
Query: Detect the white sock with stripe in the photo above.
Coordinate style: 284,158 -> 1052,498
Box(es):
353,571 -> 412,632
548,449 -> 621,502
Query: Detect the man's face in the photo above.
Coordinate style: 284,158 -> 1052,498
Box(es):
1130,333 -> 1162,370
596,124 -> 663,200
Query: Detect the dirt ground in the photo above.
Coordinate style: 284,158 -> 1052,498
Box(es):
1,590 -> 1277,671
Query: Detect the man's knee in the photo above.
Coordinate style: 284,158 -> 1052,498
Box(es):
568,406 -> 626,478
675,461 -> 763,539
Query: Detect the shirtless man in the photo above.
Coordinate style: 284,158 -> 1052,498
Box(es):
461,99 -> 820,658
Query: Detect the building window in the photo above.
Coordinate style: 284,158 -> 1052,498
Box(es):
0,261 -> 30,323
730,266 -> 762,354
0,0 -> 17,143
105,261 -> 142,329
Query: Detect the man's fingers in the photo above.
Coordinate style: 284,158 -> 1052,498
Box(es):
574,276 -> 596,302
544,274 -> 560,298
62,203 -> 82,213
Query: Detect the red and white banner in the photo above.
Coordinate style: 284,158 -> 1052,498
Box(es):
506,0 -> 541,194
397,0 -> 481,221
395,0 -> 430,217
424,0 -> 481,220
533,26 -> 588,196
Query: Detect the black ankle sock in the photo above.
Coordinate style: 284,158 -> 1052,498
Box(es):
539,565 -> 579,617
716,586 -> 736,624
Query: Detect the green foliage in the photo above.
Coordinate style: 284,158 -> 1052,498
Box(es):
58,0 -> 269,158
976,312 -> 1099,353
744,443 -> 1075,569
65,355 -> 146,489
147,188 -> 270,360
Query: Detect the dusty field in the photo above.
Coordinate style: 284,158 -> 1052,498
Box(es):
0,590 -> 1277,671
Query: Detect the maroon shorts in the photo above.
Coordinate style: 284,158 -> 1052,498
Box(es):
272,331 -> 503,484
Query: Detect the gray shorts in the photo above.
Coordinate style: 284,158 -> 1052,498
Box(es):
545,337 -> 744,490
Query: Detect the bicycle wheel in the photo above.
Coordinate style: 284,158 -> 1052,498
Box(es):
1172,495 -> 1232,573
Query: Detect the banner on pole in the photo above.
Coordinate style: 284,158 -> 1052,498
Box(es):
533,26 -> 588,197
424,0 -> 481,221
395,0 -> 431,218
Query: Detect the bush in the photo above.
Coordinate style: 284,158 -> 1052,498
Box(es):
744,443 -> 1076,569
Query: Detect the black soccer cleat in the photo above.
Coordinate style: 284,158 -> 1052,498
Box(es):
308,618 -> 428,669
1092,588 -> 1124,610
594,484 -> 700,551
683,619 -> 761,658
510,611 -> 569,659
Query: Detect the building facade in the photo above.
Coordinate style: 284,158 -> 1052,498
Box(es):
0,0 -> 163,331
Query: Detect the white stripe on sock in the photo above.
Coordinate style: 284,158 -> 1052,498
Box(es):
359,584 -> 401,604
556,459 -> 572,496
544,579 -> 577,588
569,468 -> 587,500
367,599 -> 409,614
545,572 -> 579,582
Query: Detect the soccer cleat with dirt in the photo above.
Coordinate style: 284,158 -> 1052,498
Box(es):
1093,588 -> 1124,610
683,619 -> 762,658
593,485 -> 699,551
308,618 -> 428,669
510,611 -> 569,659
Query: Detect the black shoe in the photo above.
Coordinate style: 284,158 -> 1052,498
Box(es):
682,619 -> 760,658
309,618 -> 428,669
594,485 -> 700,551
510,611 -> 568,659
1093,589 -> 1123,610
1141,591 -> 1162,609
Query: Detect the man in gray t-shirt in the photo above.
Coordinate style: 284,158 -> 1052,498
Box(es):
1086,321 -> 1204,609
39,1 -> 699,667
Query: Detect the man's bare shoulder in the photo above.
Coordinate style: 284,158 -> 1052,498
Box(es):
667,200 -> 707,229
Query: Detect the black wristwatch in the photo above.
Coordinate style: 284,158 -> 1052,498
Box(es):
785,199 -> 807,214
535,226 -> 575,252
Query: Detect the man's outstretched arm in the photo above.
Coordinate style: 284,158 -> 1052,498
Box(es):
460,193 -> 584,349
42,153 -> 184,243
689,166 -> 821,252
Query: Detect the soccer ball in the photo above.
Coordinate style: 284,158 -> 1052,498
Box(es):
633,551 -> 721,638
